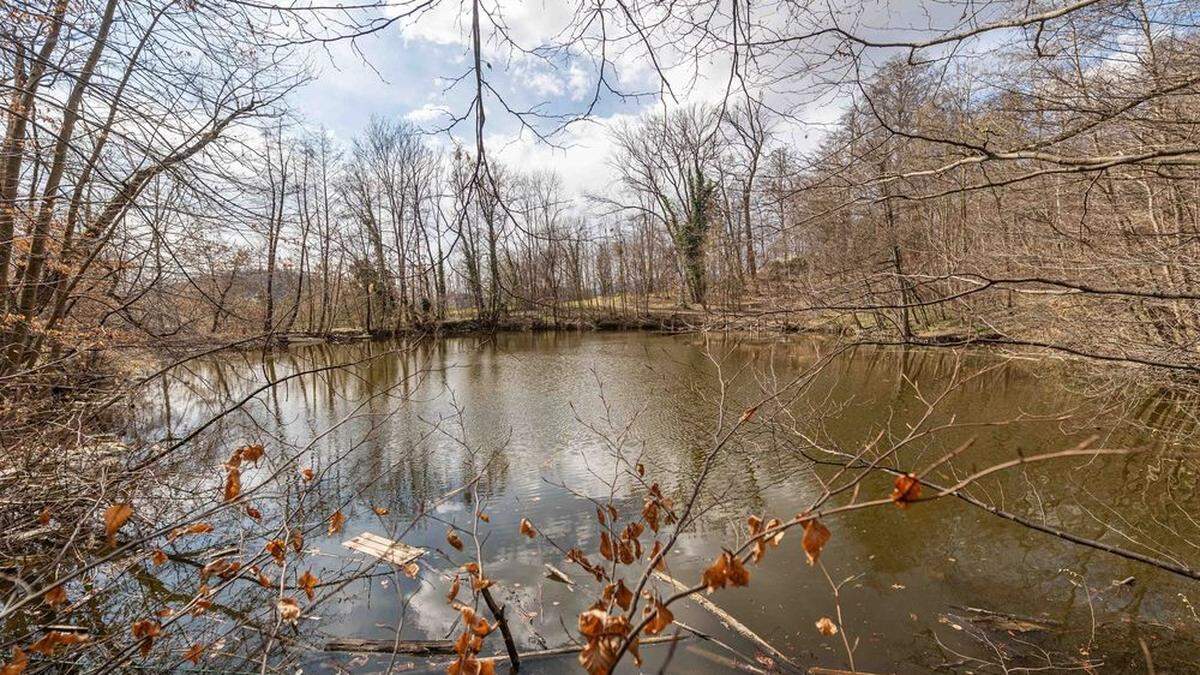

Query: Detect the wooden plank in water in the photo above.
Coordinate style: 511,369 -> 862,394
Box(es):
342,532 -> 425,566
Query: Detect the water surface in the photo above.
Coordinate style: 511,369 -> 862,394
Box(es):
145,332 -> 1200,673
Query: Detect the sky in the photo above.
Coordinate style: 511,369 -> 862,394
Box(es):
289,0 -> 672,197
285,0 -> 1033,198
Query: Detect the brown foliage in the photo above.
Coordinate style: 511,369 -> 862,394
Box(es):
103,503 -> 133,546
802,518 -> 831,566
891,473 -> 922,508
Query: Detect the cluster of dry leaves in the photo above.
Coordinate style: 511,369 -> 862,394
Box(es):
442,511 -> 505,675
429,467 -> 926,675
555,470 -> 919,674
1,443 -> 340,674
3,434 -> 925,675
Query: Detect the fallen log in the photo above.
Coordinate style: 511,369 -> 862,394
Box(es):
323,638 -> 455,654
806,662 -> 892,667
365,635 -> 689,673
325,634 -> 685,659
500,634 -> 683,661
651,570 -> 800,672
686,644 -> 767,673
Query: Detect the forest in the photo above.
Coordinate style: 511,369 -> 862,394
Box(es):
2,0 -> 1199,673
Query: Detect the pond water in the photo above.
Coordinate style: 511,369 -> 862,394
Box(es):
144,331 -> 1200,673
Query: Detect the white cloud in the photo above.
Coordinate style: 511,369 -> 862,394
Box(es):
487,107 -> 650,198
299,0 -> 1024,200
567,63 -> 590,101
523,70 -> 565,97
405,103 -> 453,124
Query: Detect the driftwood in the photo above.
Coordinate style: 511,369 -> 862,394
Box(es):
806,662 -> 892,667
323,638 -> 454,654
351,635 -> 688,673
651,570 -> 800,671
686,644 -> 767,673
945,605 -> 1060,633
674,619 -> 772,674
499,634 -> 683,661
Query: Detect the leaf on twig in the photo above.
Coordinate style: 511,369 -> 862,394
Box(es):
168,522 -> 213,542
802,518 -> 831,566
298,570 -> 319,601
446,530 -> 464,551
644,597 -> 674,635
611,579 -> 633,611
239,444 -> 264,464
747,515 -> 784,563
891,473 -> 922,508
184,643 -> 204,665
577,608 -> 634,674
43,584 -> 67,609
265,539 -> 286,565
702,550 -> 750,592
1,647 -> 28,675
200,559 -> 232,581
28,632 -> 89,657
277,597 -> 301,623
253,566 -> 273,588
327,510 -> 345,535
599,531 -> 614,561
131,620 -> 160,657
223,466 -> 241,502
647,541 -> 666,572
103,503 -> 133,546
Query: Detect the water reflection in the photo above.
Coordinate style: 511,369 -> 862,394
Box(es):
143,333 -> 1200,672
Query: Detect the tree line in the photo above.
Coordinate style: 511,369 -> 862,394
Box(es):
2,0 -> 1198,377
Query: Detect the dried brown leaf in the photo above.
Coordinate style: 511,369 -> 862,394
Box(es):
223,466 -> 241,502
327,510 -> 346,535
815,616 -> 839,636
891,473 -> 922,508
184,643 -> 204,665
103,503 -> 133,546
43,584 -> 67,609
1,647 -> 28,675
519,518 -> 537,538
131,620 -> 160,656
298,570 -> 319,601
277,596 -> 301,623
802,519 -> 831,566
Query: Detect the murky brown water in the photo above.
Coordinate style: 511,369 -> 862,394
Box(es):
144,332 -> 1200,673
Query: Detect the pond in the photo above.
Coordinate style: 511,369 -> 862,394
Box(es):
142,331 -> 1200,673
